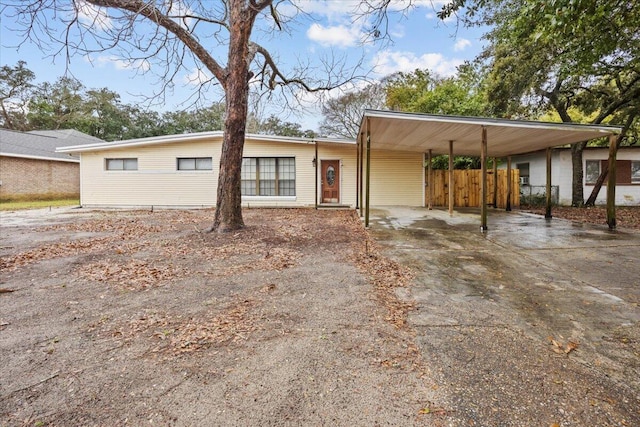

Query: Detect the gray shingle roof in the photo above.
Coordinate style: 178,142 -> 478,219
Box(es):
0,129 -> 102,162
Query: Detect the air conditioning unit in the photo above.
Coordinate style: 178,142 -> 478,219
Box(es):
520,176 -> 530,185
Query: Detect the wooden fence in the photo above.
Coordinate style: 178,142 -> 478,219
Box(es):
426,169 -> 520,208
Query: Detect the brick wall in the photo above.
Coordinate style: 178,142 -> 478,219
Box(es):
0,156 -> 80,200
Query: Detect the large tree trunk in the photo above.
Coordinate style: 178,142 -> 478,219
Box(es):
210,1 -> 254,232
571,141 -> 587,206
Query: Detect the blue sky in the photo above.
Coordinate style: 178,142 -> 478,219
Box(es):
0,0 -> 487,131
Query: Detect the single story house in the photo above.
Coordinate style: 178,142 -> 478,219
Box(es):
57,111 -> 624,229
506,146 -> 640,206
0,129 -> 102,201
56,131 -> 424,209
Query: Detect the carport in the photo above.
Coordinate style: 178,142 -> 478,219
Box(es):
355,110 -> 623,230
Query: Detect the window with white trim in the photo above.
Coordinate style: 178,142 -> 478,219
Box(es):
585,160 -> 600,184
241,157 -> 295,196
632,161 -> 640,183
177,157 -> 212,170
586,159 -> 639,185
106,158 -> 138,170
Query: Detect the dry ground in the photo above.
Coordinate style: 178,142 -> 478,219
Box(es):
1,206 -> 638,426
1,208 -> 440,426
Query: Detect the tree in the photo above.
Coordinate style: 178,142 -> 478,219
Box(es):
257,114 -> 315,138
5,0 -> 369,232
0,61 -> 36,130
27,76 -> 90,131
384,65 -> 489,169
320,81 -> 387,139
442,0 -> 640,206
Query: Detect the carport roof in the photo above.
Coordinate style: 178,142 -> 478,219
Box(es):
360,110 -> 622,157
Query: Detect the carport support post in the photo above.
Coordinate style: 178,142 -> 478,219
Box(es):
356,133 -> 361,211
480,127 -> 488,232
492,158 -> 498,208
365,127 -> 371,228
359,132 -> 364,216
315,141 -> 318,209
427,149 -> 433,210
506,156 -> 512,211
545,148 -> 552,219
607,134 -> 617,229
448,140 -> 454,216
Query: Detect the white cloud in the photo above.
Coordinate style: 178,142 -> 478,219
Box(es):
165,0 -> 194,30
453,38 -> 471,51
183,68 -> 212,86
306,23 -> 364,48
75,0 -> 112,31
372,50 -> 462,77
91,56 -> 151,72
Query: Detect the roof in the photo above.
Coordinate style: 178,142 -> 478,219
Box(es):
56,131 -> 355,153
0,128 -> 101,162
360,110 -> 623,157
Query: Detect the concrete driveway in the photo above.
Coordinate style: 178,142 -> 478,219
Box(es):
368,207 -> 640,426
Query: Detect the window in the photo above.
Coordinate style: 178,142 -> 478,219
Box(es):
106,158 -> 137,170
517,163 -> 530,185
586,159 -> 639,185
241,157 -> 295,196
585,160 -> 600,184
632,161 -> 640,184
177,157 -> 212,171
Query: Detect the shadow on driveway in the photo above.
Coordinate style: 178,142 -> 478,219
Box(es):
368,206 -> 640,426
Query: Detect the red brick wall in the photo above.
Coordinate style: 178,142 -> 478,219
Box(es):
0,156 -> 79,200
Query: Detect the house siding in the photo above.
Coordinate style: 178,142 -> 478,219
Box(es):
505,148 -> 640,206
367,150 -> 424,207
0,156 -> 79,200
78,137 -> 362,208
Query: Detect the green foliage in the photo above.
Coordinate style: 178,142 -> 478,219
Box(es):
385,64 -> 490,169
257,114 -> 316,138
0,60 -> 35,130
0,62 -> 314,141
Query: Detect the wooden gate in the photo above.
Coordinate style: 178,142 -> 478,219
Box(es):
426,169 -> 520,208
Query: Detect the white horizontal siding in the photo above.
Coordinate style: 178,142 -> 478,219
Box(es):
368,150 -> 424,206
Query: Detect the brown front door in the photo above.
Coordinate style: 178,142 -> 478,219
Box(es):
321,160 -> 340,203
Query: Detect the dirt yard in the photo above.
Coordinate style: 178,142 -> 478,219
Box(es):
1,208 -> 439,426
1,206 -> 639,426
524,205 -> 640,230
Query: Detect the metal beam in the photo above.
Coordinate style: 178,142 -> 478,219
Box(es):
607,134 -> 618,229
481,127 -> 488,231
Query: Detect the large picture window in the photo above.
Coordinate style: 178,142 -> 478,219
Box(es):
241,157 -> 295,196
177,157 -> 212,171
106,158 -> 138,171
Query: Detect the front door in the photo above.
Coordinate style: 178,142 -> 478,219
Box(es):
321,160 -> 340,204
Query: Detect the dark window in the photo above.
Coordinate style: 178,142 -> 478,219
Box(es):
241,157 -> 296,196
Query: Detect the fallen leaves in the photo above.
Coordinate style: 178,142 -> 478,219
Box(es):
109,299 -> 259,356
78,259 -> 189,290
0,237 -> 111,271
548,336 -> 580,355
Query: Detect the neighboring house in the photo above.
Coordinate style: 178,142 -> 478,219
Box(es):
506,146 -> 640,206
0,129 -> 102,201
56,131 -> 424,208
